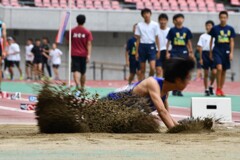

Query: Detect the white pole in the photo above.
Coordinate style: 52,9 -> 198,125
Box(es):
68,0 -> 72,87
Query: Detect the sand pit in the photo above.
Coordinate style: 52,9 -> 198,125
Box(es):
0,124 -> 239,160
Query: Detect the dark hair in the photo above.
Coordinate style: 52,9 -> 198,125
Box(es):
158,13 -> 168,21
219,11 -> 228,17
205,20 -> 214,26
27,38 -> 33,42
42,37 -> 49,43
35,38 -> 41,42
173,13 -> 184,21
141,8 -> 152,17
76,14 -> 86,25
163,58 -> 195,83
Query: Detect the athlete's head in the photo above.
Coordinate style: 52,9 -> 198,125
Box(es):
219,11 -> 228,25
205,20 -> 214,33
7,37 -> 15,44
173,13 -> 184,26
141,8 -> 152,22
42,37 -> 49,44
133,23 -> 137,33
163,58 -> 195,91
35,39 -> 41,46
52,43 -> 57,49
26,38 -> 33,45
76,14 -> 86,25
158,13 -> 168,28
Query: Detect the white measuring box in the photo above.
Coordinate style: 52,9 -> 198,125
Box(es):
191,97 -> 232,122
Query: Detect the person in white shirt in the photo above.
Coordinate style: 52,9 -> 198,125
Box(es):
197,20 -> 216,96
49,43 -> 63,80
135,8 -> 160,80
156,13 -> 170,78
25,39 -> 34,80
6,37 -> 23,80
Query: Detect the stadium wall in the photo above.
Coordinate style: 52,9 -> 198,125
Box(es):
1,7 -> 240,33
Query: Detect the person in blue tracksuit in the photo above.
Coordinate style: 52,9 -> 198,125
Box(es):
209,11 -> 236,96
166,13 -> 194,97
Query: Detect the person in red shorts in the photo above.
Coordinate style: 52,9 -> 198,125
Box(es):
70,14 -> 93,90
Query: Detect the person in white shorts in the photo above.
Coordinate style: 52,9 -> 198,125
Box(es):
50,43 -> 63,80
25,38 -> 34,80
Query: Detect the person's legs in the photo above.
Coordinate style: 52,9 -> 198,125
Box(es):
42,61 -> 45,76
46,62 -> 52,78
33,63 -> 38,80
128,73 -> 135,84
203,69 -> 210,96
38,63 -> 42,79
8,61 -> 14,80
221,69 -> 226,94
15,61 -> 23,80
209,69 -> 216,95
80,74 -> 86,89
26,62 -> 30,79
139,62 -> 146,80
149,60 -> 156,76
216,64 -> 222,96
73,72 -> 81,89
79,57 -> 87,89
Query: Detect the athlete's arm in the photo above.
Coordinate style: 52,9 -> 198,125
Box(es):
135,35 -> 140,61
166,40 -> 171,59
155,36 -> 160,59
197,46 -> 203,65
147,78 -> 175,128
87,40 -> 92,63
125,50 -> 129,66
2,23 -> 7,57
187,40 -> 194,59
229,38 -> 234,61
209,37 -> 214,61
164,98 -> 179,126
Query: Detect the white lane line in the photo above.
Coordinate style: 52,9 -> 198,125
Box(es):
0,106 -> 34,114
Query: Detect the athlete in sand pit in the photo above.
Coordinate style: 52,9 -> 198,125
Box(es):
107,58 -> 195,129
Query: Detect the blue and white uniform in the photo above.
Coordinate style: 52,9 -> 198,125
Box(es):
209,24 -> 236,70
107,77 -> 166,111
167,26 -> 192,59
135,21 -> 160,63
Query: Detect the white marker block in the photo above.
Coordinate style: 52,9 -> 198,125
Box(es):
191,97 -> 232,122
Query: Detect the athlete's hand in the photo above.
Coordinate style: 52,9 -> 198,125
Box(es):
166,51 -> 170,59
229,53 -> 234,61
126,60 -> 129,67
209,52 -> 213,61
199,58 -> 203,65
2,51 -> 6,58
156,51 -> 160,60
87,55 -> 91,63
135,54 -> 139,61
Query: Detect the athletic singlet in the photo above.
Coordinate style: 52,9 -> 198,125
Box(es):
107,77 -> 167,111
